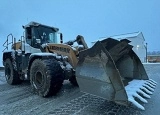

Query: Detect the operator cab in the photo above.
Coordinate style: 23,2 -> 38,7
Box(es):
23,22 -> 59,48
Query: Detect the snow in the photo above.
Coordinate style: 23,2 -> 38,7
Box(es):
143,63 -> 160,65
30,53 -> 70,62
2,49 -> 14,53
11,50 -> 17,70
41,43 -> 48,48
65,61 -> 73,70
0,80 -> 5,85
125,79 -> 157,110
30,52 -> 57,57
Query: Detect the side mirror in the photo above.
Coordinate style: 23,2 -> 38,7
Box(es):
36,39 -> 41,44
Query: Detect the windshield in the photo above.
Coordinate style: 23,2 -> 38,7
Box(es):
34,26 -> 58,44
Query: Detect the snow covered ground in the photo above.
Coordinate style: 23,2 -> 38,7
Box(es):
143,63 -> 160,65
0,64 -> 159,115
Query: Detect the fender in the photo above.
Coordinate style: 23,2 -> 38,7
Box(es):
3,50 -> 17,70
27,53 -> 58,78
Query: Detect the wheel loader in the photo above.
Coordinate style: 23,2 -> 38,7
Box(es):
2,21 -> 157,110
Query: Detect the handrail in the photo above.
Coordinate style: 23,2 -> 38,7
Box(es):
2,34 -> 14,52
21,36 -> 25,51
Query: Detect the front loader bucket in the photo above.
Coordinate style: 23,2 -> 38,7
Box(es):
76,38 -> 157,110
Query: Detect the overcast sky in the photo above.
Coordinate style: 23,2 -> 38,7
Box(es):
0,0 -> 160,66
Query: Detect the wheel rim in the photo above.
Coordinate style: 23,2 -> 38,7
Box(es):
34,71 -> 44,88
5,64 -> 11,80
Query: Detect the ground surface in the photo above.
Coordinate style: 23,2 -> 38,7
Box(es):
0,64 -> 159,115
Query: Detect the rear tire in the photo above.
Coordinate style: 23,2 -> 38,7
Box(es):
4,58 -> 22,85
30,58 -> 64,97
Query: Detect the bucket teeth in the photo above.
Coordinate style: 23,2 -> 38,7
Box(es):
141,87 -> 153,95
146,80 -> 157,86
125,79 -> 156,110
128,97 -> 145,110
149,79 -> 157,84
145,82 -> 156,89
143,84 -> 154,92
137,89 -> 151,98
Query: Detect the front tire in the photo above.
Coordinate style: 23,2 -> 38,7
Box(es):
69,75 -> 78,86
30,58 -> 64,97
4,58 -> 22,85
